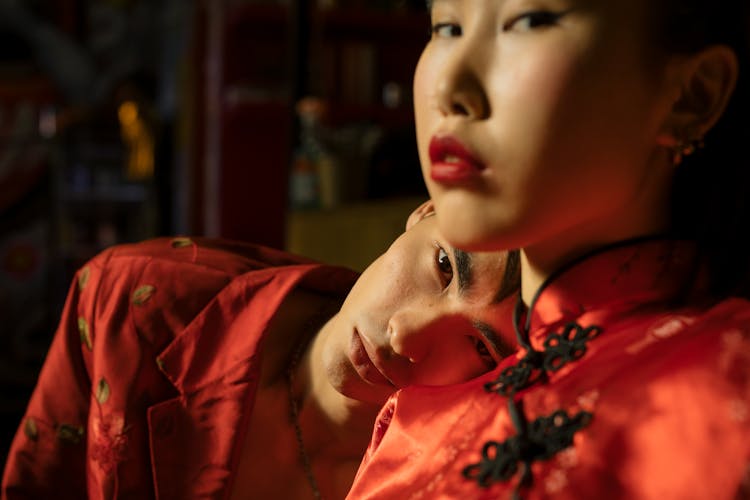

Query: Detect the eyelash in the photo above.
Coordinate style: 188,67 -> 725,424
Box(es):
473,337 -> 497,368
432,243 -> 497,368
504,11 -> 566,32
430,10 -> 566,38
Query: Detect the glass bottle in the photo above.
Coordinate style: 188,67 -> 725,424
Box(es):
289,97 -> 339,209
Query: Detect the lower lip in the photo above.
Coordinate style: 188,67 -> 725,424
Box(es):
350,330 -> 392,387
430,161 -> 482,183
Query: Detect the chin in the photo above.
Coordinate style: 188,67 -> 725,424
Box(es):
324,359 -> 390,407
339,376 -> 392,407
436,212 -> 512,252
344,389 -> 391,408
431,191 -> 522,251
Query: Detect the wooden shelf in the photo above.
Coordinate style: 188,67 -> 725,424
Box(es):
226,3 -> 289,29
287,196 -> 425,271
325,102 -> 414,128
315,8 -> 428,42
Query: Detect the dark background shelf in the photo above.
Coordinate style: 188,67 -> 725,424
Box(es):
0,0 -> 430,470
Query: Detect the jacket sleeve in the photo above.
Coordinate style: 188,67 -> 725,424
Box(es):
2,253 -> 107,499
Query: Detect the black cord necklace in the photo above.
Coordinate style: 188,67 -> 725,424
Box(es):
463,296 -> 597,498
286,341 -> 322,500
284,301 -> 340,500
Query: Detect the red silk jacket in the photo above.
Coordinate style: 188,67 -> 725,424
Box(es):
2,237 -> 358,499
349,240 -> 750,499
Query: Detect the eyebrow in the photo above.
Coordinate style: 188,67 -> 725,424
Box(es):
494,249 -> 521,304
454,248 -> 473,297
454,249 -> 518,358
455,248 -> 521,304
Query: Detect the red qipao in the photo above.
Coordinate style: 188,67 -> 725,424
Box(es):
1,238 -> 358,499
349,240 -> 750,499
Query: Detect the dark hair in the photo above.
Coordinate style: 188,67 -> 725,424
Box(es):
495,249 -> 521,303
655,1 -> 750,298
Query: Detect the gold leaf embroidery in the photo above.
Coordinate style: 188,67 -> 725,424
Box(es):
24,418 -> 38,441
96,377 -> 111,404
57,424 -> 84,444
78,266 -> 91,291
170,237 -> 193,249
131,285 -> 156,305
155,357 -> 165,371
78,317 -> 92,351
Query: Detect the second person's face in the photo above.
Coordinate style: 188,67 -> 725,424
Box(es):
317,212 -> 516,406
415,0 -> 678,260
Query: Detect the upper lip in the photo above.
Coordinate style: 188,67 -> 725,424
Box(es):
429,135 -> 485,170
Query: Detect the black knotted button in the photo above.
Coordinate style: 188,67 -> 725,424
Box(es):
467,318 -> 600,497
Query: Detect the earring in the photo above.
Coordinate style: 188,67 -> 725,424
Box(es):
672,136 -> 705,166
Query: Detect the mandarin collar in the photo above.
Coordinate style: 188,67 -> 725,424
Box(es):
517,238 -> 702,345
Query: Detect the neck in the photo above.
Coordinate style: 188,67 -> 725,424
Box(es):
520,152 -> 674,305
520,213 -> 671,307
291,331 -> 380,458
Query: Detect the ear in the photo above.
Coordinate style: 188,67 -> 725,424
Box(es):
405,200 -> 436,231
657,45 -> 738,148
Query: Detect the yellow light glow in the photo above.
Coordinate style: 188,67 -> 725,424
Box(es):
118,101 -> 138,127
118,101 -> 154,180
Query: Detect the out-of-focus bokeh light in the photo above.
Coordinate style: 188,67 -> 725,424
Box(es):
117,100 -> 154,180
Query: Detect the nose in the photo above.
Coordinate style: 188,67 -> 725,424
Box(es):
434,40 -> 489,120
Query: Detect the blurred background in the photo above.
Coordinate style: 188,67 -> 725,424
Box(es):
0,0 -> 430,467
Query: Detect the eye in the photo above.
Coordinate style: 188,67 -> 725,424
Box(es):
473,337 -> 497,368
435,245 -> 454,288
503,11 -> 566,32
431,22 -> 462,38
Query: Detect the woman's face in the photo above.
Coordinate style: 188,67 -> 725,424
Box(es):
414,0 -> 679,259
317,211 -> 516,406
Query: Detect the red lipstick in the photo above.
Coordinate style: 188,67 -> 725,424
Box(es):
429,135 -> 485,183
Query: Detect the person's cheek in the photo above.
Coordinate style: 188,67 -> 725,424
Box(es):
414,50 -> 440,170
414,341 -> 484,386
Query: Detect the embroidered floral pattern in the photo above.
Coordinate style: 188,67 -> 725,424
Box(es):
625,315 -> 695,355
372,399 -> 395,451
78,317 -> 92,351
78,266 -> 90,291
91,374 -> 129,474
57,423 -> 84,445
23,418 -> 38,441
728,399 -> 749,423
544,468 -> 568,494
131,285 -> 156,305
717,329 -> 750,392
170,237 -> 193,248
96,378 -> 111,405
576,389 -> 600,413
91,412 -> 128,473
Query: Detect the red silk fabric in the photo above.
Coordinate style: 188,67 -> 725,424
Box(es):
2,238 -> 357,499
349,241 -> 750,499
